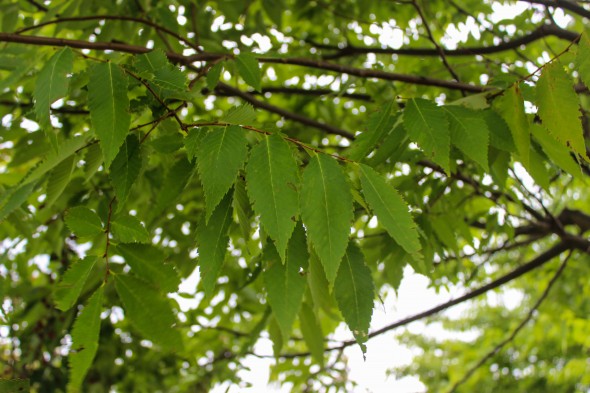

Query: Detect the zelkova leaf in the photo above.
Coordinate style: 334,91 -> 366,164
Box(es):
206,62 -> 223,90
109,135 -> 142,208
65,207 -> 103,238
115,274 -> 182,350
494,84 -> 530,166
299,302 -> 324,365
346,101 -> 395,161
536,61 -> 588,160
34,47 -> 73,147
154,155 -> 194,216
358,164 -> 421,255
443,105 -> 490,171
221,104 -> 257,125
576,30 -> 590,89
196,191 -> 233,296
334,242 -> 375,351
23,136 -> 87,185
44,155 -> 75,208
301,154 -> 353,285
54,257 -> 98,311
88,62 -> 131,168
110,215 -> 150,244
117,243 -> 180,293
197,125 -> 248,220
531,124 -> 582,179
184,127 -> 208,162
235,53 -> 262,92
263,223 -> 309,340
246,133 -> 299,260
403,98 -> 451,173
68,286 -> 104,393
135,49 -> 187,92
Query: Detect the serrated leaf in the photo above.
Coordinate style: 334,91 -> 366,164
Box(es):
184,127 -> 208,162
206,62 -> 223,90
68,286 -> 103,393
527,145 -> 551,191
88,62 -> 131,168
576,30 -> 590,89
299,302 -> 324,365
301,154 -> 353,285
84,142 -> 103,182
347,101 -> 395,161
334,242 -> 374,351
23,136 -> 87,185
235,53 -> 262,92
109,135 -> 142,208
196,191 -> 233,296
110,215 -> 150,243
404,98 -> 450,173
246,133 -> 299,260
233,174 -> 253,240
358,164 -> 421,255
221,104 -> 256,125
44,154 -> 75,208
65,207 -> 103,237
443,106 -> 490,171
0,181 -> 36,222
118,243 -> 180,293
495,84 -> 529,166
482,110 -> 515,152
197,125 -> 248,220
115,274 -> 182,350
34,47 -> 73,148
263,223 -> 309,340
135,50 -> 187,92
536,61 -> 587,160
368,117 -> 408,166
54,257 -> 98,311
154,156 -> 194,215
531,124 -> 582,179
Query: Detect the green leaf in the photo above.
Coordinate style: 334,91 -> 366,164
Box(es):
246,133 -> 299,260
536,61 -> 587,160
347,101 -> 395,161
110,215 -> 150,243
235,53 -> 262,92
531,124 -> 582,179
33,47 -> 74,148
334,242 -> 374,351
184,127 -> 208,162
221,104 -> 256,125
443,105 -> 490,171
0,181 -> 36,222
109,135 -> 142,208
206,62 -> 223,90
88,62 -> 131,168
196,191 -> 233,296
117,243 -> 180,293
65,207 -> 103,238
196,125 -> 248,220
233,174 -> 253,240
404,98 -> 451,173
54,257 -> 98,311
135,50 -> 187,92
367,118 -> 408,166
68,286 -> 104,393
482,110 -> 515,152
358,164 -> 421,255
301,154 -> 353,285
115,274 -> 183,350
299,302 -> 324,365
154,155 -> 194,215
494,84 -> 530,166
263,223 -> 309,340
44,155 -> 75,208
576,30 -> 590,89
23,136 -> 87,185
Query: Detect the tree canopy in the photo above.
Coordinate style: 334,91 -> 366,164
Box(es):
1,0 -> 590,392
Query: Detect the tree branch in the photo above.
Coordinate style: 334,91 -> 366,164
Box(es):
521,0 -> 590,19
446,250 -> 572,393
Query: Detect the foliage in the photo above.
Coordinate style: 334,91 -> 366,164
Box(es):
1,0 -> 590,392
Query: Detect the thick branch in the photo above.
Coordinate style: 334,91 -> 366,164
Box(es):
215,83 -> 355,139
318,24 -> 578,60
